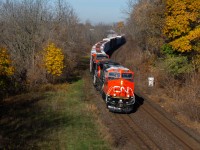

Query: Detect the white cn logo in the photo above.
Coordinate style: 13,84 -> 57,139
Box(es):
113,86 -> 130,94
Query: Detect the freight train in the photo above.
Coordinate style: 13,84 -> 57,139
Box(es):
90,35 -> 135,113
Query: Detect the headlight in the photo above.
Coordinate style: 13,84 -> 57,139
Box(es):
121,80 -> 123,85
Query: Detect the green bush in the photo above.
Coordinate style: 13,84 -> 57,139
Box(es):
163,56 -> 193,76
161,44 -> 175,56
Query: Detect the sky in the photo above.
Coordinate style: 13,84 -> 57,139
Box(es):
0,0 -> 129,24
67,0 -> 128,24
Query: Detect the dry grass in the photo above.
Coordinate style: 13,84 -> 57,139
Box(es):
31,83 -> 69,93
176,114 -> 200,133
85,103 -> 114,146
86,103 -> 98,113
82,70 -> 115,149
149,69 -> 200,134
112,42 -> 200,134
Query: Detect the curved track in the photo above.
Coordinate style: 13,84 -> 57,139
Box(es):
137,97 -> 200,149
85,72 -> 200,149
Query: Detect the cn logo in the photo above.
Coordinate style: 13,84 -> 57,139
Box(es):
113,86 -> 130,94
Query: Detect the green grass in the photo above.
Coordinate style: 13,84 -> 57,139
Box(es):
0,79 -> 110,150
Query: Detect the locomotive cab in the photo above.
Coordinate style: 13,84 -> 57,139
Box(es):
95,61 -> 135,113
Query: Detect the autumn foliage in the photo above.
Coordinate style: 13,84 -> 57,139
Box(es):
163,0 -> 200,53
115,0 -> 200,127
43,43 -> 64,77
170,28 -> 200,52
0,47 -> 15,98
0,47 -> 14,76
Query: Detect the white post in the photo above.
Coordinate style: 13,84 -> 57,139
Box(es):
148,77 -> 154,87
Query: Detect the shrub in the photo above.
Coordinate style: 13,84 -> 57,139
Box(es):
0,47 -> 15,99
0,47 -> 14,76
161,44 -> 175,56
163,56 -> 193,76
43,43 -> 65,77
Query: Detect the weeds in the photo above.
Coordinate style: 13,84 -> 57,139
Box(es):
112,41 -> 200,133
0,79 -> 110,149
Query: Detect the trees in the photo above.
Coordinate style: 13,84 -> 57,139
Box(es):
125,0 -> 200,72
163,0 -> 200,53
126,0 -> 165,54
0,0 -> 51,83
162,0 -> 200,71
0,0 -> 90,95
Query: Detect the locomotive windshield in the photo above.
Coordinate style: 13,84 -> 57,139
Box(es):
122,73 -> 132,79
108,72 -> 120,79
122,73 -> 133,81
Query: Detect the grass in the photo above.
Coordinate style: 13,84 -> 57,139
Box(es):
0,79 -> 110,150
114,43 -> 200,134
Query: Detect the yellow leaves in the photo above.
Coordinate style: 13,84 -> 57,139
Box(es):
0,47 -> 14,76
43,43 -> 64,76
164,0 -> 199,39
187,27 -> 200,40
187,0 -> 200,12
170,37 -> 191,52
117,21 -> 124,29
170,27 -> 200,52
164,0 -> 200,53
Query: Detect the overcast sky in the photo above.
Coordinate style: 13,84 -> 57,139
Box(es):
67,0 -> 128,24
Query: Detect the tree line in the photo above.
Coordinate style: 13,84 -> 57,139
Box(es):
126,0 -> 200,75
113,0 -> 200,122
0,0 -> 111,99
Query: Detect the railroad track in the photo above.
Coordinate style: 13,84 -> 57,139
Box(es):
85,73 -> 200,149
134,92 -> 200,149
114,114 -> 160,149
